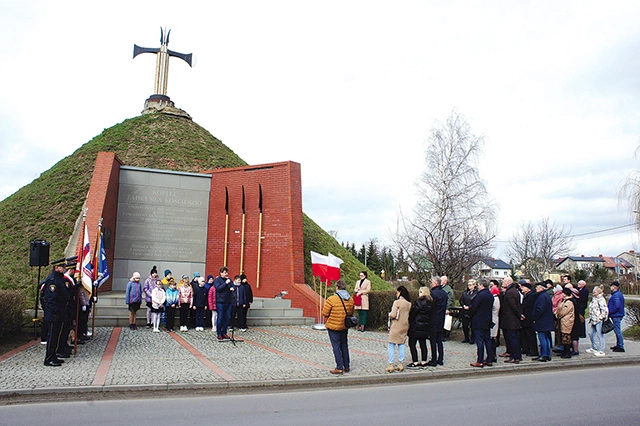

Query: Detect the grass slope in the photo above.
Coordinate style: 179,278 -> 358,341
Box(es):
0,113 -> 390,299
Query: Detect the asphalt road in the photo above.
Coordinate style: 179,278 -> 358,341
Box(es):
1,365 -> 638,426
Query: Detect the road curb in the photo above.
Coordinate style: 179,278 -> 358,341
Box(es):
2,355 -> 639,399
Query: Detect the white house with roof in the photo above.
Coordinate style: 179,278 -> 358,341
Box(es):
601,255 -> 634,275
618,251 -> 640,274
471,258 -> 512,279
556,255 -> 605,272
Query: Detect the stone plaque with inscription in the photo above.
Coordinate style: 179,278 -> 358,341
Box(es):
112,167 -> 211,290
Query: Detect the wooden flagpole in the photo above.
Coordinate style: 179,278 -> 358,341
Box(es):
223,187 -> 229,266
75,208 -> 87,348
90,218 -> 103,339
239,185 -> 246,273
256,184 -> 263,288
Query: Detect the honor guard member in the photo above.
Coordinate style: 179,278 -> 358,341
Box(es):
43,259 -> 67,366
54,262 -> 76,359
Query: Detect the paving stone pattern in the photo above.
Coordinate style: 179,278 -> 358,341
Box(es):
1,325 -> 638,392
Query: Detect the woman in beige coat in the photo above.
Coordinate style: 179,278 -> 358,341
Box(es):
556,287 -> 577,359
354,271 -> 371,332
387,286 -> 411,373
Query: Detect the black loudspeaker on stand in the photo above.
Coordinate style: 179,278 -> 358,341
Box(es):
30,240 -> 50,339
30,240 -> 50,267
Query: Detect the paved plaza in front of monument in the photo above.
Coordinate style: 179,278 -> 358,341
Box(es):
1,324 -> 639,398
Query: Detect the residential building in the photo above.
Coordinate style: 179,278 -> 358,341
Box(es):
471,258 -> 512,279
556,255 -> 605,273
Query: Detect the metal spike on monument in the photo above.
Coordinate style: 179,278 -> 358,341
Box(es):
240,185 -> 246,274
133,27 -> 195,117
256,184 -> 263,288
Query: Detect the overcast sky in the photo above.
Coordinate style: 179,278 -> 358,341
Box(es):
1,1 -> 639,262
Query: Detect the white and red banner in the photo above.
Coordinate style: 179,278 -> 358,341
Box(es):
327,252 -> 343,281
310,251 -> 329,280
310,251 -> 343,283
81,224 -> 94,291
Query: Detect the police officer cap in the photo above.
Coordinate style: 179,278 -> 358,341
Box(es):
51,258 -> 66,267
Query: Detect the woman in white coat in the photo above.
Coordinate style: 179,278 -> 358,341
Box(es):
354,271 -> 371,332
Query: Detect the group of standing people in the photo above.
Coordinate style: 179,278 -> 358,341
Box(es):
322,271 -> 627,375
125,265 -> 253,341
322,273 -> 452,374
40,258 -> 93,367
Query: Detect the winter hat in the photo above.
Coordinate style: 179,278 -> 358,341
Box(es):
197,276 -> 205,284
131,272 -> 141,280
611,281 -> 620,288
193,272 -> 201,278
207,274 -> 214,282
181,274 -> 189,279
555,285 -> 562,292
150,265 -> 158,275
164,269 -> 172,277
240,274 -> 247,282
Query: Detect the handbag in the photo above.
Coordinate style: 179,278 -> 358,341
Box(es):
602,317 -> 614,334
339,296 -> 359,328
443,314 -> 453,331
353,293 -> 362,307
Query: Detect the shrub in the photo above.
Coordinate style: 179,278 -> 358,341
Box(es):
626,299 -> 640,327
0,290 -> 27,343
367,289 -> 421,331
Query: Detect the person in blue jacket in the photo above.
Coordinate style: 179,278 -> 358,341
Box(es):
125,272 -> 142,330
214,266 -> 234,341
427,276 -> 448,367
531,282 -> 554,361
230,275 -> 247,331
608,281 -> 625,352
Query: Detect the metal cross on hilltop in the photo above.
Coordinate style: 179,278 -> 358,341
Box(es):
133,28 -> 193,97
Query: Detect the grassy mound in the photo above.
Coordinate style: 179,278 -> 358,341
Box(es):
0,113 -> 390,300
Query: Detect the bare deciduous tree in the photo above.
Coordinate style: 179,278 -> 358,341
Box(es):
394,111 -> 497,287
619,143 -> 640,226
507,217 -> 574,282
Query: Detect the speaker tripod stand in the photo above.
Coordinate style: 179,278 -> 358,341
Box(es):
228,325 -> 244,346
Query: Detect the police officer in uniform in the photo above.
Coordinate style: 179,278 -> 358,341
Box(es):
56,262 -> 78,358
43,259 -> 67,366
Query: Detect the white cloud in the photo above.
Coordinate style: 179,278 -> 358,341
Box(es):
1,0 -> 640,262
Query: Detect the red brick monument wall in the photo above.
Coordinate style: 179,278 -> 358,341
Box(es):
82,154 -> 317,316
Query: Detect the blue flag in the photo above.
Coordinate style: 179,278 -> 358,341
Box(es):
95,231 -> 110,288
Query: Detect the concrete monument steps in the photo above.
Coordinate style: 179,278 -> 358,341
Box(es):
90,292 -> 315,327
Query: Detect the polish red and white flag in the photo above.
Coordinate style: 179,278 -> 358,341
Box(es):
310,251 -> 329,280
326,252 -> 343,281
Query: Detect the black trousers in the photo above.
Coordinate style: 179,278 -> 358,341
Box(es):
429,330 -> 444,363
44,321 -> 63,363
520,326 -> 538,356
165,306 -> 177,330
242,305 -> 250,328
461,316 -> 473,341
180,304 -> 190,327
505,329 -> 522,360
59,320 -> 72,354
231,305 -> 247,329
409,336 -> 428,363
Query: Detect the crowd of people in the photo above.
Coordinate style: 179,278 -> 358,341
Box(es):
42,260 -> 627,374
322,272 -> 627,374
125,266 -> 254,341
